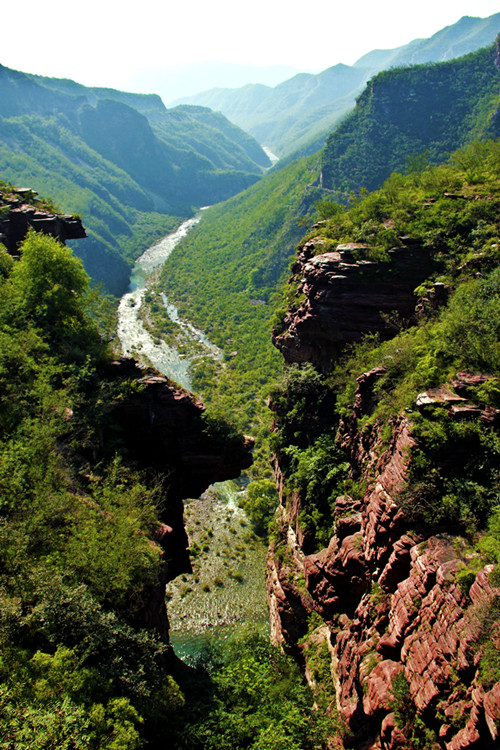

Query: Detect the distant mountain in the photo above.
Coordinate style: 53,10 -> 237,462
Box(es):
321,41 -> 500,194
0,65 -> 270,293
354,13 -> 500,69
175,13 -> 500,157
124,61 -> 303,105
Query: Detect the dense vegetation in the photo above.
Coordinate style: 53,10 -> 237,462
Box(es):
0,226 -> 332,748
149,43 -> 498,493
2,27 -> 500,748
0,64 -> 269,294
321,41 -> 500,196
0,230 -> 169,747
171,631 -> 336,750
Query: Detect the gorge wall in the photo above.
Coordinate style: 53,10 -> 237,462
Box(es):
106,358 -> 253,642
272,235 -> 438,372
267,238 -> 500,748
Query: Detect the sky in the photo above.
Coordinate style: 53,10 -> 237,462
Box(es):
2,0 -> 499,94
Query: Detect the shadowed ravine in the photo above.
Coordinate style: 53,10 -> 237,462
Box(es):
117,215 -> 269,659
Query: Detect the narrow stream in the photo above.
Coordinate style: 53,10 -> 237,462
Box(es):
116,213 -> 269,660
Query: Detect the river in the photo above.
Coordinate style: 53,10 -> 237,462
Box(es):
117,210 -> 223,391
117,214 -> 269,661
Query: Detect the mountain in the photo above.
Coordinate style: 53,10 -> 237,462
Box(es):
354,12 -> 500,69
321,41 -> 500,195
0,64 -> 270,294
175,13 -> 500,157
124,61 -> 303,104
268,137 -> 500,750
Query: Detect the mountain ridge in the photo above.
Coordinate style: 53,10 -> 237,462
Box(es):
175,13 -> 500,157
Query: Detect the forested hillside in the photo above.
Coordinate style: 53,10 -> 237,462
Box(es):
0,183 -> 334,750
0,64 -> 269,294
321,41 -> 500,194
2,17 -> 500,750
155,39 -> 500,472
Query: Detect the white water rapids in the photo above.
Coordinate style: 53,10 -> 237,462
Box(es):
117,211 -> 223,389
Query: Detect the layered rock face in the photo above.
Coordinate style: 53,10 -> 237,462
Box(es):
0,188 -> 86,253
267,243 -> 500,747
272,236 -> 437,371
268,381 -> 500,747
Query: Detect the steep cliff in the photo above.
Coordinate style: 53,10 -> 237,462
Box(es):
0,186 -> 86,254
267,143 -> 500,748
104,356 -> 253,637
272,236 -> 437,372
320,38 -> 500,197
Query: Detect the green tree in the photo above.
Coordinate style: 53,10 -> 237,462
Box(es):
7,231 -> 102,359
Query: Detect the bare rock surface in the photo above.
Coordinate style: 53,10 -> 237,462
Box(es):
0,189 -> 86,253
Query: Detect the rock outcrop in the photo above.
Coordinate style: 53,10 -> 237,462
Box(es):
267,240 -> 500,747
272,237 -> 437,371
0,188 -> 86,254
267,378 -> 500,747
103,357 -> 254,640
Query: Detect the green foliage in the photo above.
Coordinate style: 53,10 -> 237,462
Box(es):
456,568 -> 477,596
390,672 -> 439,749
270,363 -> 338,452
286,435 -> 350,549
7,231 -> 103,360
0,230 -> 191,748
269,364 -> 349,549
315,199 -> 345,221
238,479 -> 278,537
479,505 -> 500,572
46,460 -> 162,610
321,43 -> 500,197
175,631 -> 333,749
442,267 -> 500,372
477,595 -> 500,689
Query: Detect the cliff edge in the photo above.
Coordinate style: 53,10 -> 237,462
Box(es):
267,148 -> 500,748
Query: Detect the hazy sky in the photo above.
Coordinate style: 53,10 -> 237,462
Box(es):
2,0 -> 499,91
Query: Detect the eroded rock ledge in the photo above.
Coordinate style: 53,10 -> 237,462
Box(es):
103,357 -> 254,640
0,187 -> 86,254
272,236 -> 437,371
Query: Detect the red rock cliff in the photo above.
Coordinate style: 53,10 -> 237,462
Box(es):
267,243 -> 500,748
272,236 -> 437,372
